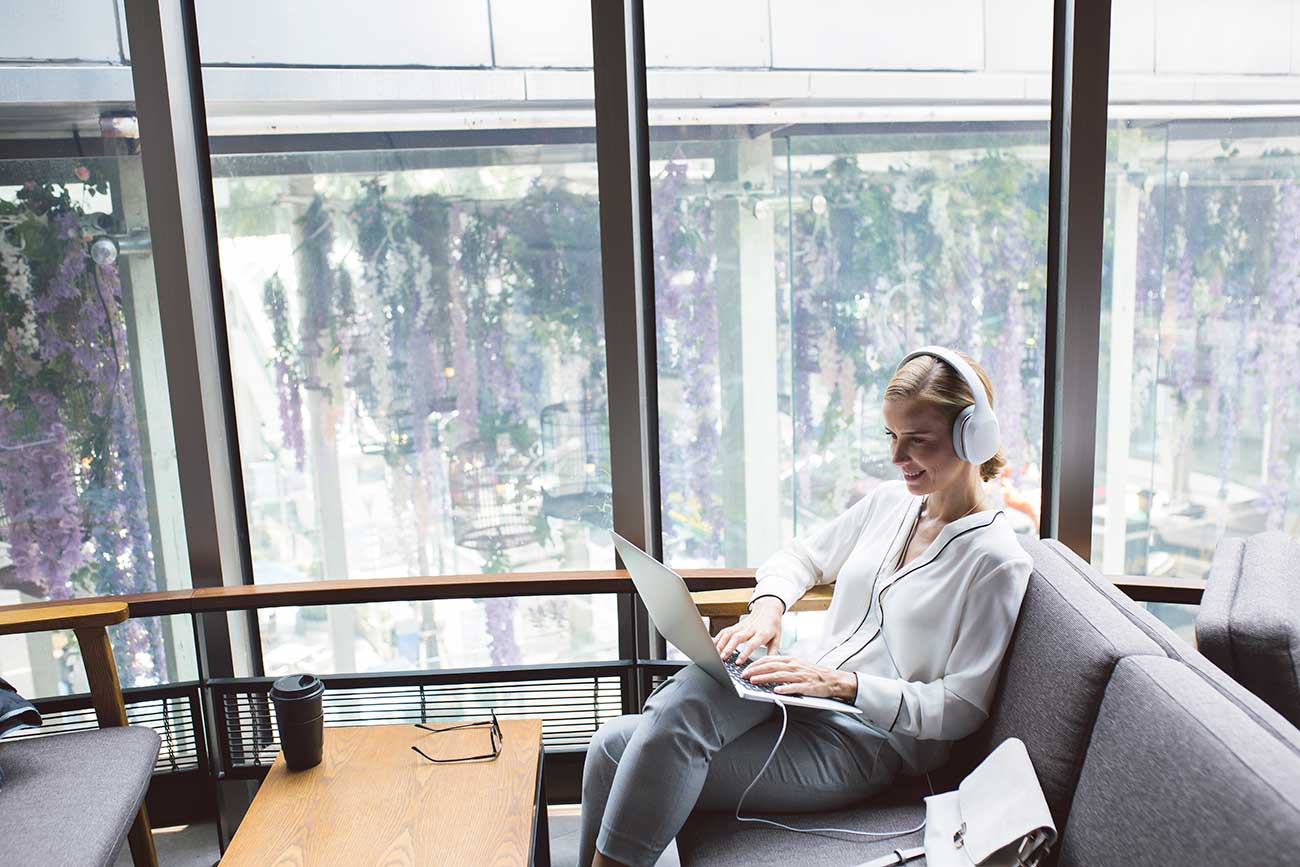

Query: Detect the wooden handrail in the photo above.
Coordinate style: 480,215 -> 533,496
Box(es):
0,590 -> 193,620
0,569 -> 755,619
0,569 -> 1203,621
1110,575 -> 1206,606
692,577 -> 1206,620
0,600 -> 129,635
691,576 -> 1208,636
188,569 -> 754,612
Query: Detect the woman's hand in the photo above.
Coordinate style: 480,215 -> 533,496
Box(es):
713,597 -> 784,665
740,655 -> 858,703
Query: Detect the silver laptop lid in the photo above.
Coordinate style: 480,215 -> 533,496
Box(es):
610,532 -> 729,684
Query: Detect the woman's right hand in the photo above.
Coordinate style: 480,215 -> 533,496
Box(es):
713,597 -> 785,665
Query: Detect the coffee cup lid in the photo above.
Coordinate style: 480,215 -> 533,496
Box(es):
271,673 -> 323,700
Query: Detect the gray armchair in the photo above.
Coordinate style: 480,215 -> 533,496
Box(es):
1197,531 -> 1300,727
0,601 -> 160,866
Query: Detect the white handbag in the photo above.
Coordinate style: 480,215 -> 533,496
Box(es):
857,737 -> 1056,867
923,737 -> 1057,867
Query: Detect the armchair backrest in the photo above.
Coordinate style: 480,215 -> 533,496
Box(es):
947,537 -> 1165,831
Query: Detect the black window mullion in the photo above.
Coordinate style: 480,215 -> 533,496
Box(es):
122,0 -> 262,844
591,0 -> 664,707
1042,0 -> 1113,559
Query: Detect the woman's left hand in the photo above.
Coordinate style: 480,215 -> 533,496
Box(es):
741,655 -> 857,703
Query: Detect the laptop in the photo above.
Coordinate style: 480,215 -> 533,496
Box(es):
611,532 -> 862,716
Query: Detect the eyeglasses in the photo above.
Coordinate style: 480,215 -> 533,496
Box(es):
411,710 -> 503,764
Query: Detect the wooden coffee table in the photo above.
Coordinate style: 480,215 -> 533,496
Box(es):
220,719 -> 549,866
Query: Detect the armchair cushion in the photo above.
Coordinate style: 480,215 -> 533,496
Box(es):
676,787 -> 926,867
0,725 -> 159,867
1197,531 -> 1300,726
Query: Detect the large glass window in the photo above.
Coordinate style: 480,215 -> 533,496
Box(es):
5,0 -> 1256,691
1094,2 -> 1300,597
0,3 -> 195,696
197,6 -> 617,673
647,3 -> 1053,572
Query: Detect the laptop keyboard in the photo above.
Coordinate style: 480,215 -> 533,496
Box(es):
724,652 -> 789,695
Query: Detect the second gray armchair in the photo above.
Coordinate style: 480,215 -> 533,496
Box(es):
1198,530 -> 1300,727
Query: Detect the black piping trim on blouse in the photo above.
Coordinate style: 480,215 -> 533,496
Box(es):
814,499 -> 917,668
887,690 -> 905,733
831,510 -> 1006,672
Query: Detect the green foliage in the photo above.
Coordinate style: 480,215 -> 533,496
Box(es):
480,543 -> 512,574
262,274 -> 296,375
784,147 -> 1049,476
501,182 -> 603,354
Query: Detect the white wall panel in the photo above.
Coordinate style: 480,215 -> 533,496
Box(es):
195,0 -> 492,67
0,66 -> 135,105
808,70 -> 1028,101
1155,0 -> 1290,74
9,0 -> 1300,116
647,69 -> 808,101
1107,74 -> 1196,104
491,0 -> 592,67
984,0 -> 1153,74
1192,74 -> 1300,102
770,0 -> 983,70
1110,0 -> 1155,73
523,70 -> 594,101
200,68 -> 524,104
984,0 -> 1052,72
1293,0 -> 1300,73
644,0 -> 770,67
1,0 -> 122,63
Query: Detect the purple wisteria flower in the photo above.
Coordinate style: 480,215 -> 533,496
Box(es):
0,191 -> 164,685
652,156 -> 723,562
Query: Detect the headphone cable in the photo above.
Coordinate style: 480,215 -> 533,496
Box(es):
735,701 -> 931,839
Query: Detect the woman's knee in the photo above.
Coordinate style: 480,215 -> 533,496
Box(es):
586,714 -> 640,769
641,664 -> 733,746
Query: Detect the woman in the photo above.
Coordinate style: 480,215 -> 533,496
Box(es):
579,348 -> 1033,867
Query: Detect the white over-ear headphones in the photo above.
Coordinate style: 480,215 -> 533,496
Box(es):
895,346 -> 1001,465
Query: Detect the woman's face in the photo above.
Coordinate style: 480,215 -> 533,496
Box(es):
882,398 -> 968,496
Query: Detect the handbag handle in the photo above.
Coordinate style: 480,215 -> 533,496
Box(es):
856,846 -> 926,867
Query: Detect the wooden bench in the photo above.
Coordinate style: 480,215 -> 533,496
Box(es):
690,584 -> 835,636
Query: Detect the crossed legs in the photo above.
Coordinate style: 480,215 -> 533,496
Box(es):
578,664 -> 899,867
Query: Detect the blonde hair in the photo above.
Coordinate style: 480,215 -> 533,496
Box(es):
884,350 -> 1006,483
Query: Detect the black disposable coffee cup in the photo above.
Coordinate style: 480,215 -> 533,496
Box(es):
270,673 -> 325,771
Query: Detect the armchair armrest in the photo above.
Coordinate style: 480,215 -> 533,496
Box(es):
691,585 -> 836,636
0,601 -> 128,636
0,600 -> 131,729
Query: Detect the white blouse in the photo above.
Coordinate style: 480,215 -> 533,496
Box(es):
750,480 -> 1032,774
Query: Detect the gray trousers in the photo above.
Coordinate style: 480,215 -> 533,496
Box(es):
578,663 -> 902,867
